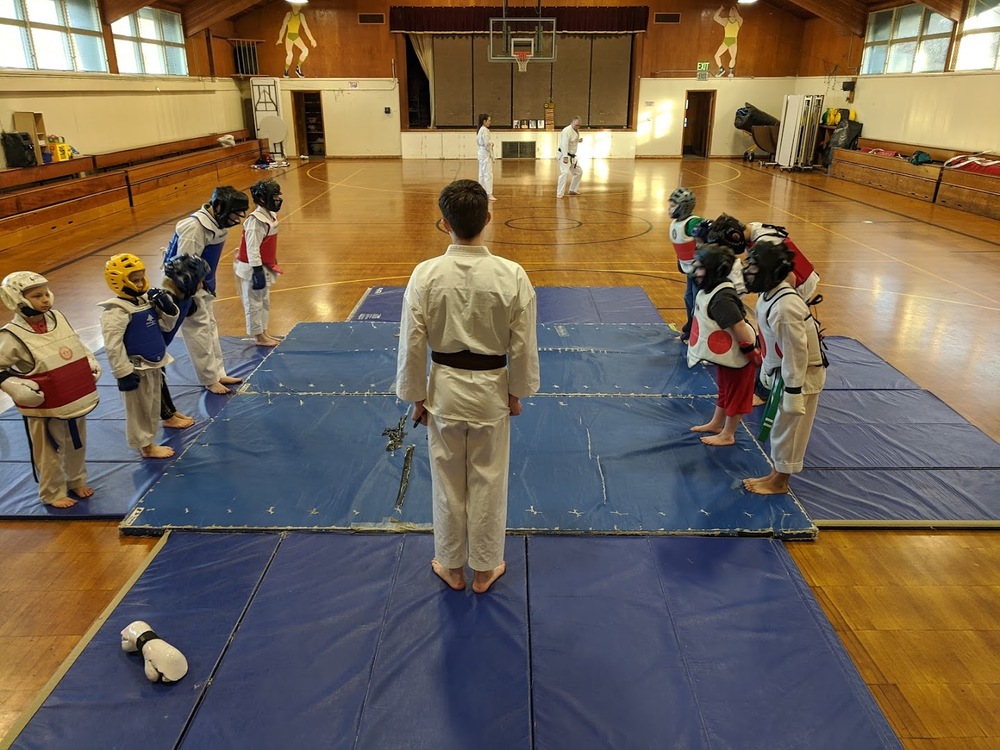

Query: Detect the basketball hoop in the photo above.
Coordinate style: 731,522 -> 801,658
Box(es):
515,51 -> 531,73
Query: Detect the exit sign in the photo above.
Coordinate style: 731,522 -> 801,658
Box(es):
696,62 -> 710,72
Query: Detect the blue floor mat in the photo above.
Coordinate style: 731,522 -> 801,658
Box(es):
9,532 -> 901,750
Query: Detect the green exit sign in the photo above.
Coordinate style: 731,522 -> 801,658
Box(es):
697,62 -> 710,71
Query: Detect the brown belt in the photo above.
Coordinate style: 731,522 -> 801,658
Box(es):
431,350 -> 507,371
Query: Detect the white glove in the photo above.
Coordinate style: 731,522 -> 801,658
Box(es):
0,375 -> 44,407
781,390 -> 805,416
121,620 -> 189,683
759,368 -> 775,391
88,355 -> 102,381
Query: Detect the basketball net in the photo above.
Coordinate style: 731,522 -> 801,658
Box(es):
515,51 -> 530,73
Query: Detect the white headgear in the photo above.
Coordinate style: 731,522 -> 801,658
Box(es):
1,271 -> 51,313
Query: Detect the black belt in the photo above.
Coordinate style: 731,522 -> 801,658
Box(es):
431,350 -> 506,371
567,153 -> 576,157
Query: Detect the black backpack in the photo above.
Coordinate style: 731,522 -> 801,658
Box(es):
2,131 -> 37,168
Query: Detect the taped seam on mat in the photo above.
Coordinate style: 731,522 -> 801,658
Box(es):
0,532 -> 173,748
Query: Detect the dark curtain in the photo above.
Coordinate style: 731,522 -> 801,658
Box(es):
390,6 -> 648,33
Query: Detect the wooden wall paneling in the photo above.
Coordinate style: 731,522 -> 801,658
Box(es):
396,34 -> 411,130
433,36 -> 474,126
797,17 -> 862,77
473,35 -> 514,128
552,35 -> 593,129
589,35 -> 631,127
782,0 -> 867,37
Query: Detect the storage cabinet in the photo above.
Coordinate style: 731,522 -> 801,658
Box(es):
12,111 -> 48,165
294,92 -> 325,157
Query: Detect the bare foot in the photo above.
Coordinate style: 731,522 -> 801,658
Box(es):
743,476 -> 790,495
701,433 -> 735,446
254,335 -> 281,347
488,195 -> 497,201
219,376 -> 243,385
163,414 -> 196,429
431,560 -> 465,591
140,444 -> 175,459
206,382 -> 231,394
472,561 -> 506,594
71,485 -> 94,499
752,394 -> 766,407
50,497 -> 78,508
690,423 -> 723,434
568,192 -> 581,196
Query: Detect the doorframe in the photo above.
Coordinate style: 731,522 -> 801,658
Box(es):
684,89 -> 717,158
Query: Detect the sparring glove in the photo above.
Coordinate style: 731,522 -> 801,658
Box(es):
0,373 -> 45,407
782,386 -> 806,416
117,372 -> 141,392
759,367 -> 776,391
120,620 -> 188,683
251,266 -> 267,291
739,341 -> 763,368
147,287 -> 179,316
88,355 -> 102,382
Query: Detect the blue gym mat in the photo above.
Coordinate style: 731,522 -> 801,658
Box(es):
0,337 -> 267,518
9,531 -> 901,750
348,285 -> 665,324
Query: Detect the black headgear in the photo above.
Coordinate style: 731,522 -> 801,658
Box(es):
250,180 -> 283,213
706,213 -> 747,254
693,218 -> 713,244
691,243 -> 735,292
668,187 -> 696,220
745,238 -> 795,293
208,186 -> 250,228
163,254 -> 211,298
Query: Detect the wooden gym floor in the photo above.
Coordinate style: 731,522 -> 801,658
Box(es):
1,157 -> 998,749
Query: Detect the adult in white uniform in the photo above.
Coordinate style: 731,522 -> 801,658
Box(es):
163,186 -> 249,394
397,179 -> 540,594
476,113 -> 497,201
1,272 -> 101,508
742,240 -> 827,495
557,116 -> 583,198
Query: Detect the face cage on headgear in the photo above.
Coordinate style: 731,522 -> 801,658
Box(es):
209,186 -> 250,228
707,214 -> 747,254
691,243 -> 736,292
105,254 -> 149,298
0,271 -> 50,315
668,188 -> 696,220
250,180 -> 283,213
163,255 -> 211,299
745,240 -> 795,293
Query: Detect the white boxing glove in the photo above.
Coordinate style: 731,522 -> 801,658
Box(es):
121,620 -> 188,683
88,355 -> 102,382
782,390 -> 806,416
0,374 -> 45,407
759,367 -> 775,392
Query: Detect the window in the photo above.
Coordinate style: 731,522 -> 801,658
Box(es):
0,0 -> 106,72
861,4 -> 953,75
955,0 -> 1000,70
111,7 -> 186,76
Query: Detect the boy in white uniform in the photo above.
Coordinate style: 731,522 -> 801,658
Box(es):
556,116 -> 583,198
1,272 -> 102,508
397,179 -> 540,594
235,179 -> 284,346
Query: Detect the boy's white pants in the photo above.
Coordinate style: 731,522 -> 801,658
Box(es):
239,275 -> 271,336
427,413 -> 509,572
181,288 -> 225,386
121,369 -> 161,449
27,416 -> 88,505
770,391 -> 821,474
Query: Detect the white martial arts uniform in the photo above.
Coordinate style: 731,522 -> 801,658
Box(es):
557,123 -> 583,197
168,208 -> 230,386
476,125 -> 494,197
756,282 -> 826,474
98,296 -> 177,450
1,311 -> 100,505
234,206 -> 281,336
396,244 -> 540,571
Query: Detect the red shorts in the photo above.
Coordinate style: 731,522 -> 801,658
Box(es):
716,364 -> 755,417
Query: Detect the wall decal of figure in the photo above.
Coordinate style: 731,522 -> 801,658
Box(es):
276,3 -> 317,78
712,4 -> 743,78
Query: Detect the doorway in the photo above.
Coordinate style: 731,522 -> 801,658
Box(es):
292,91 -> 326,158
682,90 -> 715,158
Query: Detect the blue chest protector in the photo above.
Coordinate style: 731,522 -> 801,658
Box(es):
164,234 -> 225,294
163,297 -> 193,347
123,306 -> 167,363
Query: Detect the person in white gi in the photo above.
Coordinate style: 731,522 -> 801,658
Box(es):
235,179 -> 284,346
163,186 -> 249,394
742,239 -> 827,495
99,254 -> 179,459
396,179 -> 540,594
1,272 -> 102,508
476,113 -> 497,201
557,116 -> 583,198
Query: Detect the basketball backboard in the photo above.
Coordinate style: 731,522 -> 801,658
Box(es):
488,17 -> 557,63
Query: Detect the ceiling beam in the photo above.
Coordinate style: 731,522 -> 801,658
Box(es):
783,0 -> 868,37
98,0 -> 148,25
183,0 -> 262,37
918,0 -> 964,22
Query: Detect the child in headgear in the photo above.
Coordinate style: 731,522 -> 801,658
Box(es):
703,213 -> 748,295
235,179 -> 284,346
1,272 -> 102,507
686,244 -> 761,446
98,254 -> 179,459
745,222 -> 820,302
667,187 -> 703,342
